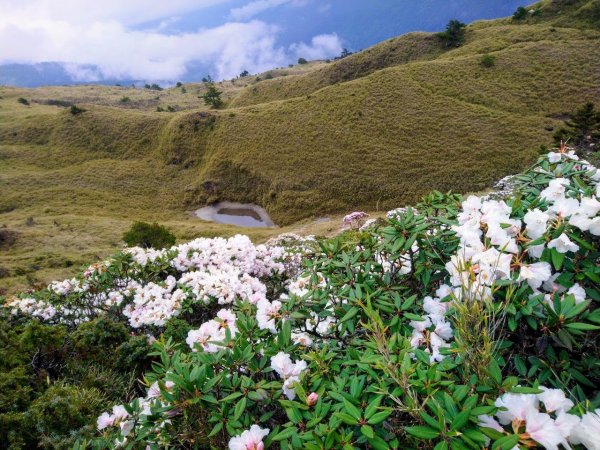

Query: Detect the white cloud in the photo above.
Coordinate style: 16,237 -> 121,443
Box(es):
0,0 -> 226,27
230,0 -> 307,21
290,33 -> 343,60
0,0 -> 342,82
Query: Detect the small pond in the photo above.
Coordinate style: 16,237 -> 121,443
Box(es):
194,202 -> 276,228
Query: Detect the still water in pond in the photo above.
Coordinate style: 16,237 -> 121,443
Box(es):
195,202 -> 275,228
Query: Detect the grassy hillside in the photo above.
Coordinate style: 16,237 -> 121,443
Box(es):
193,3 -> 600,221
1,0 -> 599,294
229,32 -> 445,108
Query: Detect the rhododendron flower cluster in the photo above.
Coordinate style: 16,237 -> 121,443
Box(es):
342,211 -> 369,229
5,234 -> 303,330
97,379 -> 176,447
186,309 -> 238,352
7,297 -> 57,320
479,388 -> 599,450
270,352 -> 308,400
409,285 -> 453,362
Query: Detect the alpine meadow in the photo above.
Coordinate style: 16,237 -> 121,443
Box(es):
1,0 -> 600,449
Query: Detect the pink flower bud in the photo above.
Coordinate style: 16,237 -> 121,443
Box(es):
307,392 -> 319,406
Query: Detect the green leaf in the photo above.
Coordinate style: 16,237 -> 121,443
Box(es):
369,435 -> 391,450
551,249 -> 565,270
514,355 -> 527,376
340,307 -> 360,323
487,359 -> 502,385
452,385 -> 469,402
450,409 -> 471,431
565,322 -> 599,331
233,397 -> 246,421
365,396 -> 383,419
207,421 -> 223,438
492,434 -> 519,450
419,410 -> 442,431
434,442 -> 448,450
405,426 -> 440,439
272,426 -> 297,441
588,309 -> 600,324
509,386 -> 543,394
221,392 -> 243,402
368,409 -> 393,425
343,398 -> 362,420
404,313 -> 425,321
335,412 -> 359,425
360,425 -> 375,439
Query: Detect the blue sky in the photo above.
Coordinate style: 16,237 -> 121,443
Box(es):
0,0 -> 527,84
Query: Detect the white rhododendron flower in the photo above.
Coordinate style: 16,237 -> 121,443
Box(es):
292,332 -> 313,346
519,262 -> 552,290
570,213 -> 592,231
580,196 -> 600,217
570,409 -> 600,450
589,216 -> 600,235
494,392 -> 539,424
97,412 -> 114,430
524,410 -> 564,449
186,310 -> 238,353
256,299 -> 283,333
537,386 -> 574,413
409,292 -> 452,362
228,425 -> 269,450
567,283 -> 587,304
524,208 -> 550,239
550,197 -> 580,218
547,233 -> 579,254
270,352 -> 308,400
540,178 -> 569,202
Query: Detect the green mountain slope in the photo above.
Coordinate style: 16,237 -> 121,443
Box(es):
191,2 -> 600,224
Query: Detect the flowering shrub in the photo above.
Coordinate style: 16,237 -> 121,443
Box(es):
342,211 -> 370,230
3,148 -> 600,449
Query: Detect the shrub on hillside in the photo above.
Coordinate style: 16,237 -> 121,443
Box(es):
70,105 -> 86,115
513,6 -> 529,20
0,229 -> 18,248
29,383 -> 103,436
554,102 -> 600,152
144,83 -> 163,91
17,97 -> 29,105
71,318 -> 129,354
201,84 -> 224,109
297,57 -> 308,65
122,221 -> 176,249
480,53 -> 496,68
0,314 -> 153,448
438,19 -> 467,47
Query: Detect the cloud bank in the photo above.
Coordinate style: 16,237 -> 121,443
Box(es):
0,0 -> 342,82
230,0 -> 306,21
